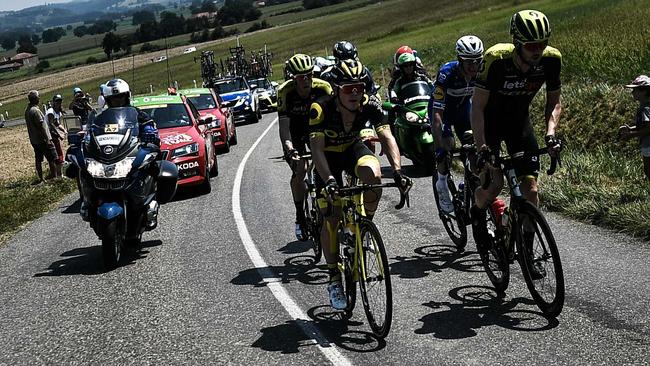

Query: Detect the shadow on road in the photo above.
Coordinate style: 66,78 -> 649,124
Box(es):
251,305 -> 385,355
231,251 -> 328,287
416,285 -> 559,339
390,244 -> 483,279
60,198 -> 82,214
33,240 -> 162,276
277,240 -> 313,255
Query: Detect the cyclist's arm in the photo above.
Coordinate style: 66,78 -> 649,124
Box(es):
310,134 -> 333,181
278,115 -> 294,152
545,89 -> 562,137
431,82 -> 446,151
471,87 -> 490,149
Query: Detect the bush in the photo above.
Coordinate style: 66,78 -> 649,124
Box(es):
85,56 -> 98,64
246,20 -> 270,33
139,42 -> 161,53
35,60 -> 50,73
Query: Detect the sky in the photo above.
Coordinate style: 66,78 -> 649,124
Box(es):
0,0 -> 73,12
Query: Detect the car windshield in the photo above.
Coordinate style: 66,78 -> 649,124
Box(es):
187,94 -> 217,110
215,79 -> 246,94
251,78 -> 270,89
143,104 -> 191,129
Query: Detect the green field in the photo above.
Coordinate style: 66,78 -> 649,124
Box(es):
1,0 -> 649,238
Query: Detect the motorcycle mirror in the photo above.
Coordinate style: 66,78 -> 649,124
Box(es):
381,101 -> 395,111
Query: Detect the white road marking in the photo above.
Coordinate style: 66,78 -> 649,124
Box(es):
231,117 -> 353,366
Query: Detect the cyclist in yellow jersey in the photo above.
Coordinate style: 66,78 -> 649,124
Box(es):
471,10 -> 563,257
309,59 -> 411,310
277,54 -> 333,241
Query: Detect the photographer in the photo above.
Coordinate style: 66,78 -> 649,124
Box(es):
69,87 -> 93,124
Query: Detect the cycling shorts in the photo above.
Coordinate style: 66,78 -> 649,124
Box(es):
485,118 -> 540,178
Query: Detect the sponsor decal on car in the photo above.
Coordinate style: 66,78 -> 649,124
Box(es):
177,161 -> 199,170
162,133 -> 193,146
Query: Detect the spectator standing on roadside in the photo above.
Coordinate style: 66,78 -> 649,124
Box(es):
619,75 -> 650,180
25,90 -> 59,183
97,84 -> 106,111
46,94 -> 66,176
69,87 -> 93,124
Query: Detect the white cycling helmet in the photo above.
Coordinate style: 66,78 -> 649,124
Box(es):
455,35 -> 484,59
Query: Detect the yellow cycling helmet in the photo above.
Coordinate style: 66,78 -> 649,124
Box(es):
286,54 -> 314,75
510,10 -> 551,43
331,59 -> 367,85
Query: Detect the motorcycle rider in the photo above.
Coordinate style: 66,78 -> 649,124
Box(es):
79,79 -> 161,227
431,35 -> 484,213
387,45 -> 428,92
388,52 -> 433,128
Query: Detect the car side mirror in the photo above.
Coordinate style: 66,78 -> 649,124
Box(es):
198,116 -> 213,125
271,81 -> 279,88
250,85 -> 258,90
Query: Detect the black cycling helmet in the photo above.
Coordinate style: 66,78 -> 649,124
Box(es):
330,59 -> 367,86
332,41 -> 358,61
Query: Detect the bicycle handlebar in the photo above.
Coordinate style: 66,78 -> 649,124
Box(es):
324,181 -> 412,216
480,147 -> 561,189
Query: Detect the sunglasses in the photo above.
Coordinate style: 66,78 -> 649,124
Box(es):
460,58 -> 483,65
522,40 -> 548,52
294,73 -> 313,81
339,83 -> 365,95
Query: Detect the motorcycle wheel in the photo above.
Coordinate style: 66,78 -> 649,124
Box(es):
101,219 -> 124,270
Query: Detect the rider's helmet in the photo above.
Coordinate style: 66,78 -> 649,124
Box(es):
455,35 -> 484,59
286,54 -> 314,76
72,87 -> 82,95
99,84 -> 106,95
330,59 -> 366,86
510,10 -> 551,44
103,79 -> 131,108
393,45 -> 413,65
397,52 -> 417,67
332,41 -> 358,61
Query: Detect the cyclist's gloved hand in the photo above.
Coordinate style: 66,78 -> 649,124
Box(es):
368,94 -> 382,110
284,148 -> 300,169
545,134 -> 562,157
392,169 -> 412,191
435,148 -> 448,163
325,177 -> 338,198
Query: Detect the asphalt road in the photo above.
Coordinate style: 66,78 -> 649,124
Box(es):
1,113 -> 648,365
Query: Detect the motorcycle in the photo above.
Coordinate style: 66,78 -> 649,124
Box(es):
65,107 -> 178,269
382,80 -> 435,170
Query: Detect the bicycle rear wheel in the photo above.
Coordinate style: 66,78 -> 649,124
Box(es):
303,190 -> 322,262
357,218 -> 393,338
477,208 -> 510,293
515,201 -> 565,317
432,173 -> 467,250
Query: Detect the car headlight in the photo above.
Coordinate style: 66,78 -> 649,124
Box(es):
171,143 -> 199,158
405,112 -> 420,123
85,157 -> 134,179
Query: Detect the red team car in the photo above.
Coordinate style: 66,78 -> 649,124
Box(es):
178,87 -> 238,153
132,93 -> 218,193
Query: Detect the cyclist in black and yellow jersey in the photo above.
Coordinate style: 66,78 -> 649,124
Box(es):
471,10 -> 563,253
309,59 -> 411,310
277,54 -> 334,241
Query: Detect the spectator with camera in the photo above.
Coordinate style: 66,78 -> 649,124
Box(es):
69,87 -> 93,124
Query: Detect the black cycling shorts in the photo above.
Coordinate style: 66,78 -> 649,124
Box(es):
485,118 -> 540,178
314,140 -> 378,194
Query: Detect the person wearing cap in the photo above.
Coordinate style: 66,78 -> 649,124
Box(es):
97,84 -> 106,111
619,75 -> 650,180
25,90 -> 59,182
46,94 -> 67,176
69,86 -> 93,124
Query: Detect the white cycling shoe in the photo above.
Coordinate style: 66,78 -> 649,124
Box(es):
327,282 -> 347,310
435,179 -> 455,214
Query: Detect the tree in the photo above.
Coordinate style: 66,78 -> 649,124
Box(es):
132,10 -> 155,25
17,35 -> 37,54
66,25 -> 73,31
218,0 -> 261,25
73,25 -> 88,37
42,27 -> 66,43
31,34 -> 41,45
1,37 -> 15,50
102,32 -> 121,59
159,11 -> 185,37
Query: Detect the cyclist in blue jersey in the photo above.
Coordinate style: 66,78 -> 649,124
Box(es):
431,35 -> 484,213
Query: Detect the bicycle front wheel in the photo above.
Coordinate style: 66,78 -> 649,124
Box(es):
432,174 -> 468,250
516,201 -> 565,317
357,218 -> 393,338
303,190 -> 322,263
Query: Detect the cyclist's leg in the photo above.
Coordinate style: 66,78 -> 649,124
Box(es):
505,119 -> 540,206
350,141 -> 382,220
435,121 -> 455,213
290,140 -> 309,240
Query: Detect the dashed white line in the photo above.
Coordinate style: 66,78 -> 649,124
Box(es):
231,117 -> 353,366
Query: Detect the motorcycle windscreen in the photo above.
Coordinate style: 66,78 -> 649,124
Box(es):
398,81 -> 432,110
86,107 -> 140,163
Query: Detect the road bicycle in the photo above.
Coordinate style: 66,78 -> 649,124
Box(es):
301,154 -> 323,262
476,147 -> 565,317
326,179 -> 411,338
